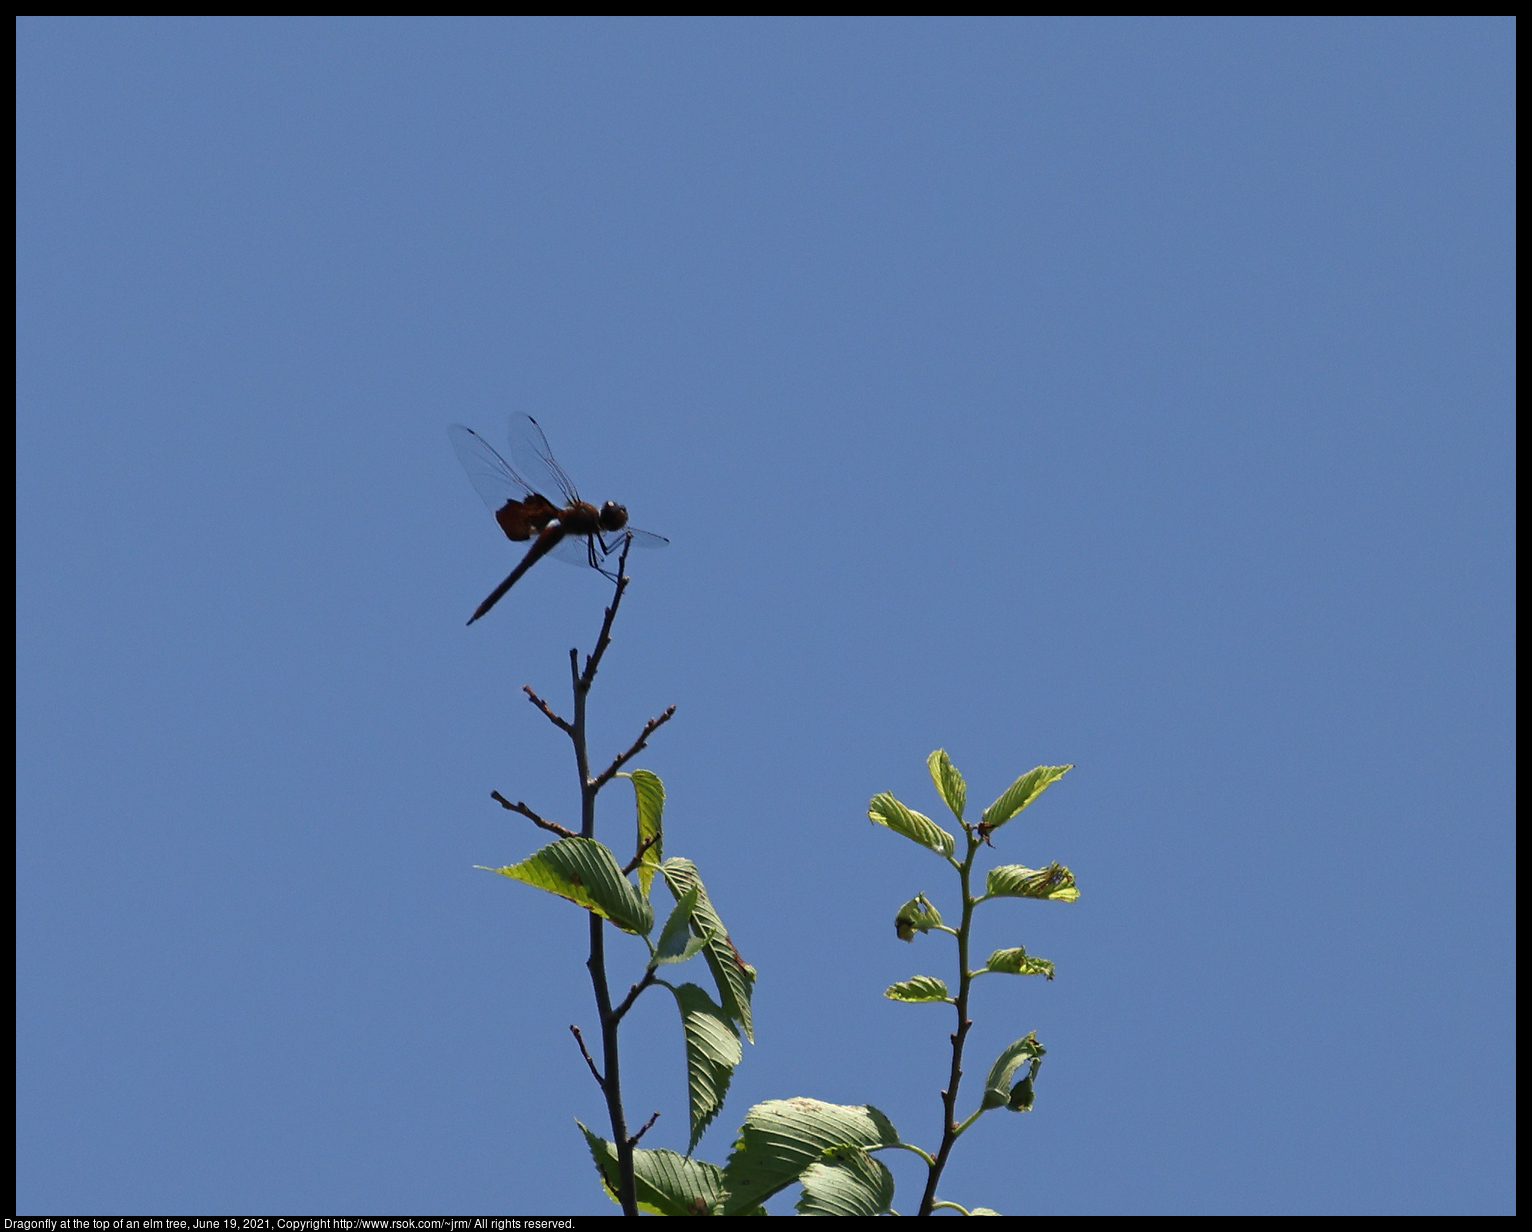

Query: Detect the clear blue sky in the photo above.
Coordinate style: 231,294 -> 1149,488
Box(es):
16,17 -> 1514,1217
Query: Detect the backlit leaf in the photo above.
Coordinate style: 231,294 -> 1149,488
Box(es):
884,975 -> 951,1003
796,1145 -> 895,1216
661,858 -> 756,1043
718,1098 -> 900,1215
980,765 -> 1073,830
984,862 -> 1079,902
671,982 -> 742,1153
868,792 -> 955,858
982,1033 -> 1045,1110
478,836 -> 654,934
623,769 -> 665,897
652,885 -> 708,966
578,1121 -> 726,1216
894,893 -> 943,942
985,946 -> 1055,979
927,749 -> 967,821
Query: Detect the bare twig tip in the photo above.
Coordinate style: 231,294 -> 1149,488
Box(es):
491,792 -> 576,838
629,1111 -> 661,1146
569,1024 -> 605,1089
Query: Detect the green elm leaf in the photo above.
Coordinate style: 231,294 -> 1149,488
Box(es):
671,982 -> 742,1153
622,768 -> 666,897
477,836 -> 654,934
661,858 -> 756,1043
894,893 -> 943,942
985,946 -> 1055,979
980,765 -> 1073,830
884,975 -> 951,1003
796,1145 -> 895,1217
927,749 -> 967,821
652,885 -> 709,966
985,862 -> 1079,902
868,793 -> 955,858
718,1098 -> 900,1215
1008,1075 -> 1037,1112
578,1121 -> 726,1216
982,1033 -> 1046,1111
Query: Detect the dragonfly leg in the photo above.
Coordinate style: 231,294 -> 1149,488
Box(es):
591,532 -> 624,583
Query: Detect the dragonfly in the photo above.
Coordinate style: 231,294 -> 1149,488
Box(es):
449,414 -> 668,624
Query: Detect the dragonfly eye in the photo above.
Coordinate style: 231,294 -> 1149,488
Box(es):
599,501 -> 629,531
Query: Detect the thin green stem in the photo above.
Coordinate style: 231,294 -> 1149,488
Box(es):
883,1140 -> 937,1168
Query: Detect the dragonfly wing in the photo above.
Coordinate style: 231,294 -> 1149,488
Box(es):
621,528 -> 669,550
449,424 -> 535,512
546,532 -> 601,567
507,414 -> 582,506
544,529 -> 667,570
584,527 -> 669,567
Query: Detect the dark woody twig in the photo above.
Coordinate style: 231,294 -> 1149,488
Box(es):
490,792 -> 577,839
510,534 -> 655,1217
621,831 -> 663,876
579,538 -> 635,687
523,685 -> 572,734
569,1024 -> 604,1089
612,969 -> 658,1024
575,540 -> 640,1216
629,1111 -> 661,1147
592,706 -> 678,792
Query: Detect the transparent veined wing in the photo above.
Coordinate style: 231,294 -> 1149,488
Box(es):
507,414 -> 582,506
448,424 -> 537,512
546,533 -> 601,567
585,528 -> 670,568
543,527 -> 669,570
452,416 -> 667,573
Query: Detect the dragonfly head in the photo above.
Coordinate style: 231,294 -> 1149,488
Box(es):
598,501 -> 630,532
